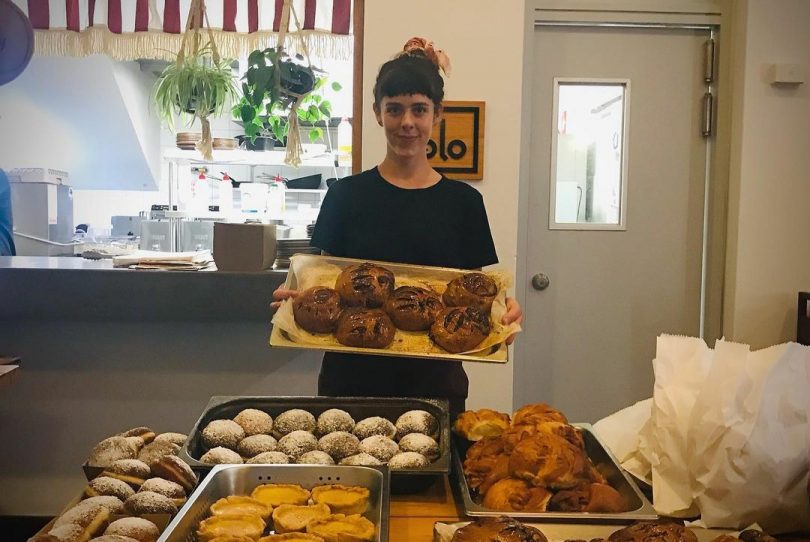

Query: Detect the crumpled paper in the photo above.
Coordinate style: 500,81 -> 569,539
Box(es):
594,334 -> 810,533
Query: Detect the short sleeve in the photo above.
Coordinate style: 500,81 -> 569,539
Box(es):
310,182 -> 346,255
463,190 -> 498,269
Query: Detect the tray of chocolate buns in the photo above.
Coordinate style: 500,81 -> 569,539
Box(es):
159,463 -> 389,541
179,395 -> 450,493
269,254 -> 522,363
451,404 -> 657,522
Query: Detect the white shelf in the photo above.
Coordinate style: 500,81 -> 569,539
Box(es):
285,189 -> 328,194
164,147 -> 343,168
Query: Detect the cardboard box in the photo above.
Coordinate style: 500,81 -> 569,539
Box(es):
213,222 -> 276,272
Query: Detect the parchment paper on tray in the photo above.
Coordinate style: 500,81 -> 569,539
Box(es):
269,254 -> 521,363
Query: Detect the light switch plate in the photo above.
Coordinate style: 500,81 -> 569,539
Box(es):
768,63 -> 805,85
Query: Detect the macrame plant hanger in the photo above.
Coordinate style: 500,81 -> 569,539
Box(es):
277,0 -> 316,167
177,0 -> 220,161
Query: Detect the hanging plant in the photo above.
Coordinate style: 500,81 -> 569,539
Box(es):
152,0 -> 237,161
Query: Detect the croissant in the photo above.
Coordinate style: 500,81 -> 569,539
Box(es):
512,403 -> 569,426
607,521 -> 698,542
547,482 -> 627,513
462,436 -> 511,494
508,432 -> 602,489
454,409 -> 511,441
482,478 -> 552,512
451,516 -> 548,542
504,421 -> 585,451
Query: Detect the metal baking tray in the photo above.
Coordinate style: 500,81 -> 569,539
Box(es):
451,423 -> 657,522
180,396 -> 450,490
269,253 -> 510,364
158,464 -> 389,542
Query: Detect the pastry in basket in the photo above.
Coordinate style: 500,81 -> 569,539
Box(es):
395,409 -> 439,440
259,534 -> 325,541
310,484 -> 370,515
293,287 -> 344,333
279,430 -> 319,460
482,478 -> 552,512
202,419 -> 246,449
273,409 -> 317,439
398,433 -> 439,461
234,408 -> 274,436
442,272 -> 499,313
316,408 -> 356,436
358,435 -> 399,462
272,503 -> 332,533
124,491 -> 178,515
511,403 -> 569,426
508,432 -> 604,489
139,477 -> 187,507
153,432 -> 188,446
387,451 -> 429,469
383,285 -> 444,331
85,475 -> 136,501
318,431 -> 360,460
454,408 -> 511,441
339,452 -> 383,466
137,440 -> 181,466
547,482 -> 627,513
149,455 -> 197,493
353,417 -> 396,440
247,451 -> 291,464
334,308 -> 396,349
201,446 -> 244,464
87,436 -> 139,467
52,500 -> 111,536
306,513 -> 375,542
297,450 -> 335,465
119,426 -> 157,444
607,521 -> 698,542
462,435 -> 511,494
334,262 -> 395,308
78,495 -> 126,514
101,458 -> 151,488
196,514 -> 266,542
238,434 -> 279,457
503,421 -> 584,451
103,517 -> 161,542
210,495 -> 272,520
251,483 -> 311,507
450,516 -> 548,542
429,306 -> 491,353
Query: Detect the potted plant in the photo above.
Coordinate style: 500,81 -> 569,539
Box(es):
234,47 -> 341,163
153,3 -> 237,161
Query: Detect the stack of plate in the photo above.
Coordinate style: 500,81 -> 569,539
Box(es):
306,223 -> 316,238
274,238 -> 319,269
176,132 -> 200,150
212,137 -> 238,150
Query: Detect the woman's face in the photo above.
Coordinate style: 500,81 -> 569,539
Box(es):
374,94 -> 441,159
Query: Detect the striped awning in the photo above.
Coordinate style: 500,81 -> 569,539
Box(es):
12,0 -> 353,60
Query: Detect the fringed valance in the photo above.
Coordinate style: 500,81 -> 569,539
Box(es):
12,0 -> 353,60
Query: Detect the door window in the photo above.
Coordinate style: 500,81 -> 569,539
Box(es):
550,79 -> 629,230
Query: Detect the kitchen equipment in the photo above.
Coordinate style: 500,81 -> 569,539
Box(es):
451,424 -> 657,522
139,220 -> 173,252
179,219 -> 216,252
111,215 -> 143,237
159,464 -> 389,541
272,237 -> 319,269
179,395 -> 450,493
285,173 -> 323,190
8,169 -> 75,256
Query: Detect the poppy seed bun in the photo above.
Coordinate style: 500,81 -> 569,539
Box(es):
293,287 -> 344,333
335,263 -> 395,308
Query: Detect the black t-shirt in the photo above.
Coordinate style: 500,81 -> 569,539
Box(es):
310,167 -> 498,404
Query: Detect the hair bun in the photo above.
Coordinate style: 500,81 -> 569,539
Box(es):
401,37 -> 452,76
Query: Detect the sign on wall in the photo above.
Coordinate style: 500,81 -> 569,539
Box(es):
427,101 -> 485,180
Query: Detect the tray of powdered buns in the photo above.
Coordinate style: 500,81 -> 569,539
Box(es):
270,254 -> 522,363
159,463 -> 389,541
451,403 -> 657,522
179,396 -> 450,493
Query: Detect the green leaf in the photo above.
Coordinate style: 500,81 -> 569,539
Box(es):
240,104 -> 255,123
248,50 -> 265,67
331,81 -> 342,91
318,103 -> 332,117
309,94 -> 322,104
309,127 -> 323,143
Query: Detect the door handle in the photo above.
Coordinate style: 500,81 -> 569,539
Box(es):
531,273 -> 550,291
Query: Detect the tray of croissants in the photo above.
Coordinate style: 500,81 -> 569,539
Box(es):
451,403 -> 657,522
270,254 -> 521,363
159,463 -> 389,541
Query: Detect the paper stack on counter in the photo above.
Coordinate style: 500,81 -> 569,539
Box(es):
594,334 -> 810,533
112,249 -> 213,270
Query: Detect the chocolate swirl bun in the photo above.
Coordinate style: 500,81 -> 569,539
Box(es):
442,272 -> 498,312
293,286 -> 343,333
335,308 -> 396,349
383,286 -> 444,331
335,262 -> 395,307
430,306 -> 491,353
608,521 -> 698,542
451,516 -> 548,542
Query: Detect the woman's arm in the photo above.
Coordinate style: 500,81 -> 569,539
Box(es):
502,297 -> 523,345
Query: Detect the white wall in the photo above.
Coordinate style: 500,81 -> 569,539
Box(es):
362,1 -> 526,413
724,0 -> 810,348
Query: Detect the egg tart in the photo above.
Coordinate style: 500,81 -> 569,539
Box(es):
306,514 -> 375,542
210,495 -> 272,521
251,483 -> 311,507
310,485 -> 370,515
196,514 -> 266,542
272,503 -> 331,533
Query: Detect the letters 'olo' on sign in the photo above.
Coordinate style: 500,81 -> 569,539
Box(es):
426,101 -> 485,180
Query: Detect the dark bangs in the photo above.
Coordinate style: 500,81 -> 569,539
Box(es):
373,54 -> 444,107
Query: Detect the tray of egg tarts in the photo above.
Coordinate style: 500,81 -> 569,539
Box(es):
158,463 -> 389,541
270,254 -> 521,363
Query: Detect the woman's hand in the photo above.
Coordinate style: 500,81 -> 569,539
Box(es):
502,297 -> 524,345
271,287 -> 299,310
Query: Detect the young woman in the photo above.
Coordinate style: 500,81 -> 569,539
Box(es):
273,38 -> 523,416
